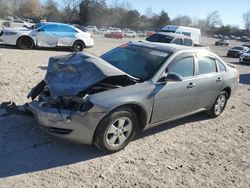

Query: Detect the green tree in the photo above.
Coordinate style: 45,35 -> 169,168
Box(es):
79,0 -> 109,26
18,0 -> 41,18
0,0 -> 10,18
152,10 -> 171,30
121,10 -> 140,29
42,0 -> 62,22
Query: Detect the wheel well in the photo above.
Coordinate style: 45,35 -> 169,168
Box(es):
118,104 -> 148,130
16,36 -> 34,45
222,87 -> 231,98
73,40 -> 85,47
92,104 -> 148,144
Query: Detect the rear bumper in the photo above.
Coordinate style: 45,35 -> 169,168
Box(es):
26,101 -> 106,144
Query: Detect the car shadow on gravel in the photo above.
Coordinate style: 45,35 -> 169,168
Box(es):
0,103 -> 104,178
0,102 -> 210,178
0,44 -> 73,52
137,112 -> 208,139
240,73 -> 250,85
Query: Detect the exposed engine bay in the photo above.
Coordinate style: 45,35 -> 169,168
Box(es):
28,75 -> 137,113
25,52 -> 139,114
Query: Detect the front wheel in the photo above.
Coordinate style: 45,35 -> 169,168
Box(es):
94,107 -> 138,153
72,40 -> 84,52
17,37 -> 34,50
206,91 -> 228,118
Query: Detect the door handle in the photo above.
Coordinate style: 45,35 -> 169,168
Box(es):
187,82 -> 195,89
216,77 -> 222,82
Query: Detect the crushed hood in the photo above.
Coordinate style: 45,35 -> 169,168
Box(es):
44,52 -> 132,98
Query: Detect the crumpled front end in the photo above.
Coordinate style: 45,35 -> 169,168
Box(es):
26,98 -> 107,144
25,52 -> 137,144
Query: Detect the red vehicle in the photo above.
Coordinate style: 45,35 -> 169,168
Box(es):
145,31 -> 155,37
105,32 -> 124,39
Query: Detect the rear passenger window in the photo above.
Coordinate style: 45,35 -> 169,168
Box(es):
58,25 -> 76,33
183,39 -> 193,46
173,38 -> 182,45
168,57 -> 194,78
217,60 -> 227,72
198,57 -> 217,75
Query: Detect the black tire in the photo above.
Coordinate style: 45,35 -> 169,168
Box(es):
206,91 -> 228,118
94,107 -> 138,153
17,37 -> 34,50
72,40 -> 84,52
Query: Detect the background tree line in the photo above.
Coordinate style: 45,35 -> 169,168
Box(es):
0,0 -> 249,35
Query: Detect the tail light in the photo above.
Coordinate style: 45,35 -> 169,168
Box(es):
90,34 -> 93,39
237,70 -> 240,82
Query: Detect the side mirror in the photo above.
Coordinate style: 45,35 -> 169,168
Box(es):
157,73 -> 183,83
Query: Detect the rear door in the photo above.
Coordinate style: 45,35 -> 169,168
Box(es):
57,25 -> 77,47
193,54 -> 224,109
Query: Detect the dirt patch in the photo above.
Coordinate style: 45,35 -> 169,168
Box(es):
0,35 -> 249,187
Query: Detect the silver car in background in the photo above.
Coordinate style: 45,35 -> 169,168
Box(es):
239,50 -> 250,64
26,41 -> 239,152
0,22 -> 94,52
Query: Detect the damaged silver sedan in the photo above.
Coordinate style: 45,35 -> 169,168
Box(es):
26,41 -> 239,152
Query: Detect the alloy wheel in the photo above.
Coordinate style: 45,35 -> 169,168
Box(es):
106,117 -> 132,147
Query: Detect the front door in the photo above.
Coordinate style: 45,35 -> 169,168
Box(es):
151,55 -> 199,123
36,24 -> 58,47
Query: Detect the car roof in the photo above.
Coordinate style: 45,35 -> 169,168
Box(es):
39,22 -> 74,28
152,32 -> 192,39
128,41 -> 197,53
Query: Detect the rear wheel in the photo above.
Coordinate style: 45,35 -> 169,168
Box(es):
206,91 -> 228,118
17,37 -> 34,50
72,40 -> 84,52
94,107 -> 138,153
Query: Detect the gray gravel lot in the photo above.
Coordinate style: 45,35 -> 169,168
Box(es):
0,35 -> 249,188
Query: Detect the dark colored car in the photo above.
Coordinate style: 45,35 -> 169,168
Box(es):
105,32 -> 124,39
241,36 -> 250,42
242,42 -> 250,48
146,32 -> 193,46
227,46 -> 249,58
215,39 -> 229,46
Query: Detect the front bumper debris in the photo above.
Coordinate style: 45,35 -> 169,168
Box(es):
25,101 -> 106,144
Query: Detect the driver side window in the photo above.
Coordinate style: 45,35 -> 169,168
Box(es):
168,56 -> 194,78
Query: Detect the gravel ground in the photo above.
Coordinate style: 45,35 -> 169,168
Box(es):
0,35 -> 249,188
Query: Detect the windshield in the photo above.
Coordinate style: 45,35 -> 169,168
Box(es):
101,45 -> 171,80
232,47 -> 243,50
29,23 -> 46,30
146,34 -> 173,43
